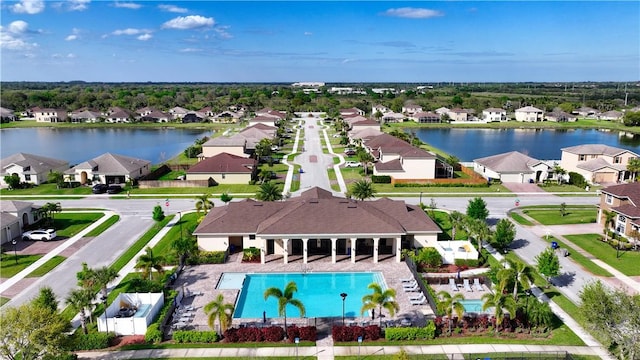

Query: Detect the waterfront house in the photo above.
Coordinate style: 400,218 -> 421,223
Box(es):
139,110 -> 170,123
364,133 -> 437,182
410,112 -> 441,123
572,107 -> 599,118
402,104 -> 423,115
0,107 -> 17,122
545,110 -> 577,122
371,104 -> 391,116
193,187 -> 441,264
199,106 -> 216,118
65,153 -> 151,185
35,108 -> 68,123
599,110 -> 623,121
0,200 -> 42,244
560,144 -> 638,184
447,108 -> 471,122
1,153 -> 70,187
105,107 -> 132,123
212,110 -> 242,123
435,107 -> 450,115
186,152 -> 256,185
169,106 -> 189,120
182,111 -> 207,123
200,135 -> 247,159
381,112 -> 405,124
598,182 -> 640,238
473,151 -> 550,183
482,108 -> 507,122
135,107 -> 161,117
515,106 -> 544,122
71,109 -> 103,123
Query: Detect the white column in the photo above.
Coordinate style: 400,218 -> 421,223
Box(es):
351,238 -> 357,263
303,238 -> 309,264
395,237 -> 402,263
260,238 -> 266,264
331,238 -> 337,264
373,237 -> 380,263
283,238 -> 289,264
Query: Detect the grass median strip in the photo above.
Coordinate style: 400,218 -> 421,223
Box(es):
541,236 -> 612,277
26,255 -> 66,277
521,209 -> 596,226
84,215 -> 120,237
564,234 -> 640,276
509,212 -> 534,226
109,215 -> 174,272
1,253 -> 43,277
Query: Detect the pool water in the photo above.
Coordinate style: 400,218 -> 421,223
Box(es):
134,304 -> 151,318
233,272 -> 385,319
459,299 -> 493,314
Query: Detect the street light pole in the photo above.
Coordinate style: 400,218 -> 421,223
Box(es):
357,336 -> 362,360
524,289 -> 532,327
295,337 -> 299,360
11,239 -> 18,264
340,293 -> 347,326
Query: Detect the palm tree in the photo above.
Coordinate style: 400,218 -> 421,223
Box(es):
356,150 -> 375,176
499,258 -> 535,300
527,300 -> 553,331
465,218 -> 491,261
482,291 -> 517,333
553,164 -> 567,184
436,291 -> 465,333
204,294 -> 235,334
448,211 -> 466,240
93,266 -> 119,299
361,282 -> 399,327
602,210 -> 616,242
66,289 -> 94,334
171,235 -> 198,267
256,182 -> 283,201
40,202 -> 62,227
263,281 -> 305,335
135,247 -> 166,280
195,193 -> 214,215
47,171 -> 64,189
349,179 -> 376,201
627,158 -> 640,182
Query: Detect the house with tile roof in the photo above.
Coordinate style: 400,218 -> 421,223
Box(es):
446,108 -> 472,122
348,127 -> 383,141
340,107 -> 365,117
371,104 -> 391,116
381,112 -> 405,124
34,108 -> 68,123
0,200 -> 43,244
212,110 -> 242,123
560,144 -> 638,184
572,107 -> 599,118
182,111 -> 207,123
105,107 -> 132,123
482,108 -> 507,122
71,109 -> 103,123
473,151 -> 550,183
1,153 -> 69,187
186,152 -> 256,185
350,118 -> 380,132
364,133 -> 437,182
599,110 -> 623,121
410,112 -> 441,123
515,106 -> 544,122
65,153 -> 151,185
0,107 -> 17,122
598,182 -> 640,238
169,106 -> 189,120
402,104 -> 423,115
193,187 -> 441,264
248,115 -> 279,127
139,110 -> 171,123
201,124 -> 277,159
545,110 -> 577,122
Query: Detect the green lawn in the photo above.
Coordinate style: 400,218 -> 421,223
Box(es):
538,184 -> 601,194
0,183 -> 92,196
541,236 -> 612,277
109,215 -> 174,271
131,185 -> 259,195
564,234 -> 640,276
509,212 -> 534,226
0,254 -> 43,278
374,184 -> 511,194
152,212 -> 200,265
521,209 -> 597,225
0,297 -> 9,307
26,255 -> 66,277
84,215 -> 120,237
431,210 -> 468,240
53,212 -> 104,238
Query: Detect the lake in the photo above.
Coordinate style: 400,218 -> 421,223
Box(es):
412,128 -> 640,161
0,127 -> 212,165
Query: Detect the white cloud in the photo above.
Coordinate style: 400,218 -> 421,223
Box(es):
8,20 -> 29,34
382,7 -> 444,19
65,34 -> 78,41
67,53 -> 76,58
112,28 -> 148,36
158,4 -> 187,13
162,15 -> 214,30
68,0 -> 90,11
113,1 -> 141,9
11,0 -> 45,14
1,23 -> 37,50
304,32 -> 313,36
214,26 -> 232,39
180,48 -> 202,53
137,33 -> 152,41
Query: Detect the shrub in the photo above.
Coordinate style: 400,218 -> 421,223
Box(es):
568,172 -> 587,188
332,325 -> 379,342
261,326 -> 285,342
189,251 -> 226,264
238,327 -> 263,342
394,182 -> 488,188
152,205 -> 165,221
384,321 -> 436,341
126,277 -> 164,293
298,326 -> 317,341
44,353 -> 77,360
145,323 -> 163,344
70,332 -> 115,350
415,247 -> 442,268
364,325 -> 381,340
371,175 -> 392,184
242,248 -> 260,262
454,259 -> 479,268
172,330 -> 218,343
223,328 -> 240,343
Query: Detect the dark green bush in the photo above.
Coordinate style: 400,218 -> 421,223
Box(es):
145,323 -> 163,344
384,321 -> 436,341
568,172 -> 587,188
371,175 -> 391,184
454,259 -> 479,267
394,182 -> 488,188
173,330 -> 218,343
415,247 -> 442,268
189,251 -> 226,264
70,332 -> 115,350
44,353 -> 77,360
243,248 -> 260,262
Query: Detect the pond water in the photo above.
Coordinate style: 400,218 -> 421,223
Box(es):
0,127 -> 212,165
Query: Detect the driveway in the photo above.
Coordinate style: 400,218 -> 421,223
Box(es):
296,117 -> 335,193
501,183 -> 547,194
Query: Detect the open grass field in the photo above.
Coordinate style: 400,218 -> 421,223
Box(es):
152,212 -> 200,265
54,212 -> 104,238
0,183 -> 92,196
373,183 -> 511,194
109,215 -> 174,271
0,253 -> 43,278
521,208 -> 597,226
564,234 -> 640,276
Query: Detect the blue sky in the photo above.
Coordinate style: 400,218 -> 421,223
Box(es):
1,1 -> 638,82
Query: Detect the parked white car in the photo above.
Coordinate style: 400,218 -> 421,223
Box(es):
22,229 -> 57,241
344,161 -> 362,168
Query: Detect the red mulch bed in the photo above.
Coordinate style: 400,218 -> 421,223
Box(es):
109,335 -> 146,349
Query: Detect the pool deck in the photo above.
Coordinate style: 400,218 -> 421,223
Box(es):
173,252 -> 434,333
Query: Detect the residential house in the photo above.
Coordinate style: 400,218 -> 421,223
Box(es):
364,133 -> 437,181
238,124 -> 278,154
65,153 -> 151,185
105,107 -> 132,123
572,107 -> 599,118
0,107 -> 17,122
402,104 -> 423,115
411,112 -> 440,123
343,115 -> 369,128
193,187 -> 441,264
381,112 -> 405,124
139,110 -> 170,123
599,110 -> 623,121
201,135 -> 247,159
186,152 -> 256,185
447,109 -> 471,122
212,110 -> 242,123
71,109 -> 103,123
135,107 -> 160,117
515,106 -> 544,122
545,110 -> 577,122
598,182 -> 640,238
182,111 -> 207,123
1,200 -> 43,244
434,107 -> 450,115
255,108 -> 286,120
340,107 -> 365,117
1,153 -> 69,187
248,115 -> 279,127
473,151 -> 550,183
371,104 -> 391,116
348,127 -> 384,141
169,106 -> 189,120
199,107 -> 216,118
560,144 -> 638,184
35,108 -> 68,122
350,118 -> 380,133
482,108 -> 507,122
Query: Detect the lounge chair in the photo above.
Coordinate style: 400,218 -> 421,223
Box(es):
449,278 -> 458,292
409,293 -> 425,301
410,297 -> 426,305
473,278 -> 484,292
400,277 -> 415,283
403,283 -> 419,292
463,279 -> 473,292
402,280 -> 417,288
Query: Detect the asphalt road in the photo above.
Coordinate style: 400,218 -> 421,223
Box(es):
297,118 -> 334,192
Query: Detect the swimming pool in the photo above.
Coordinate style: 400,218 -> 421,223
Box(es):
232,272 -> 385,319
459,299 -> 493,314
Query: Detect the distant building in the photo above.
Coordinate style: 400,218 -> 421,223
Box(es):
482,108 -> 507,122
1,153 -> 69,187
515,106 -> 544,122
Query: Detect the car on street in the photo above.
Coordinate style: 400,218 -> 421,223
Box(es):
332,133 -> 343,138
271,145 -> 280,151
92,184 -> 108,194
107,185 -> 122,194
22,229 -> 57,241
344,149 -> 357,156
344,161 -> 361,168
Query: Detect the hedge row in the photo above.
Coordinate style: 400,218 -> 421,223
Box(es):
145,323 -> 162,344
223,326 -> 285,343
332,325 -> 381,342
173,330 -> 218,343
69,332 -> 115,350
384,321 -> 436,341
144,289 -> 178,344
394,183 -> 489,188
189,251 -> 226,264
454,258 -> 480,267
371,175 -> 392,184
286,325 -> 317,342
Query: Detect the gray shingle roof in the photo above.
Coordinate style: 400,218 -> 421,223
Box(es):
576,158 -> 626,172
474,151 -> 545,173
1,153 -> 69,174
187,153 -> 255,174
68,153 -> 150,174
0,200 -> 34,213
561,144 -> 637,157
